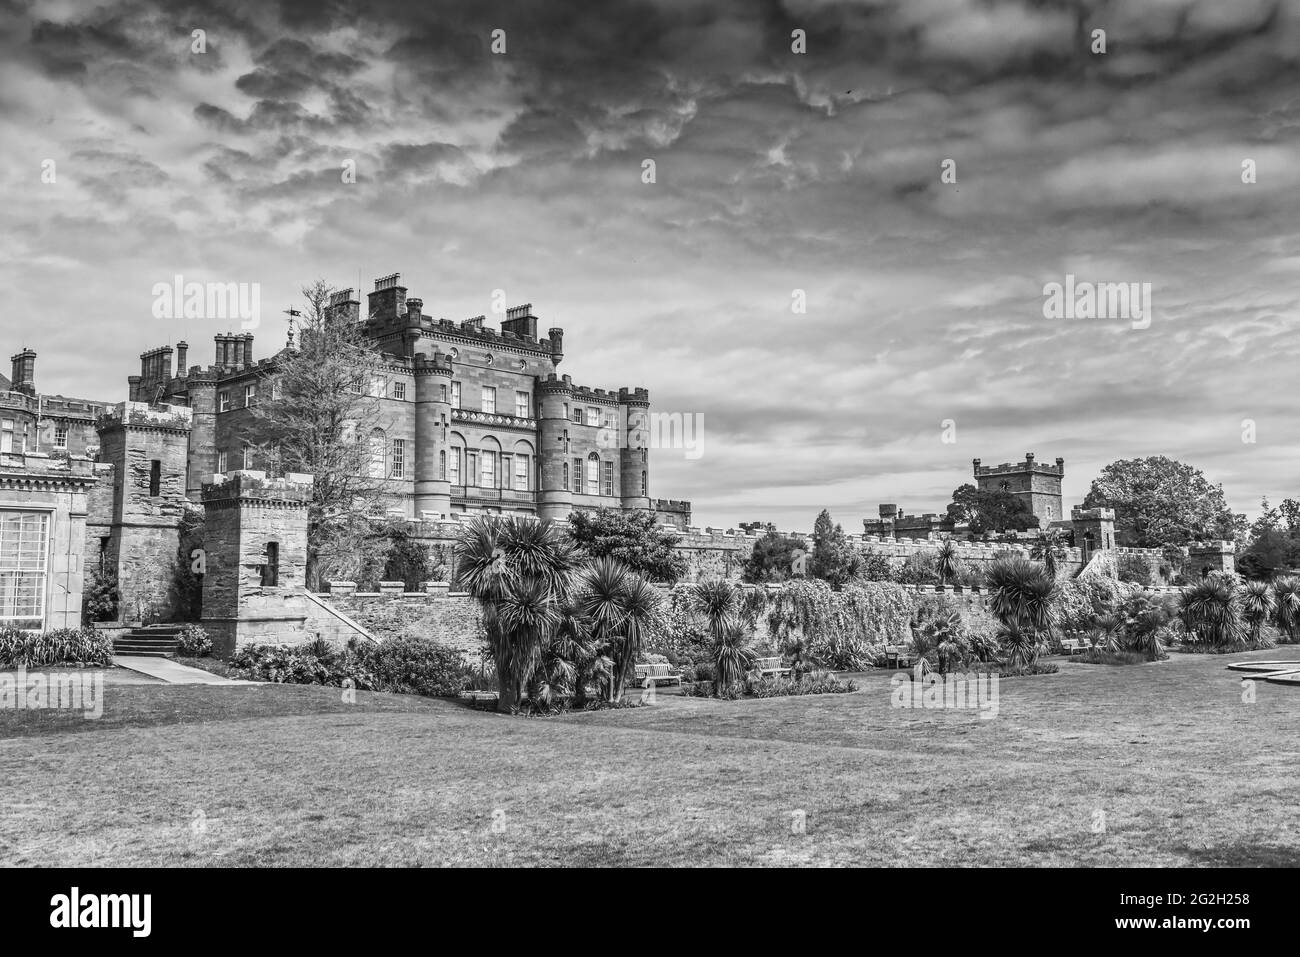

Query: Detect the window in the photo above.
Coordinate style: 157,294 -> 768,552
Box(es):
440,384 -> 447,402
1,419 -> 13,453
482,387 -> 496,414
640,471 -> 647,496
217,451 -> 228,473
439,450 -> 447,481
242,445 -> 253,470
571,406 -> 582,423
562,461 -> 569,490
563,403 -> 569,420
451,382 -> 461,409
369,375 -> 385,398
586,454 -> 599,496
604,412 -> 616,431
393,381 -> 406,401
244,384 -> 256,407
480,450 -> 495,488
586,408 -> 600,426
602,460 -> 614,497
515,455 -> 528,491
149,459 -> 161,496
515,391 -> 529,418
218,391 -> 230,412
449,448 -> 461,486
0,510 -> 49,626
391,439 -> 406,478
571,457 -> 582,494
368,430 -> 386,478
466,451 -> 478,487
54,426 -> 68,449
349,375 -> 364,394
271,379 -> 282,400
261,542 -> 279,587
501,454 -> 513,490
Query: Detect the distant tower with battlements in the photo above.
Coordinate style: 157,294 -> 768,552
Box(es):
972,452 -> 1064,527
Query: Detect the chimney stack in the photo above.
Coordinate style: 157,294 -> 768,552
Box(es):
9,349 -> 35,394
242,334 -> 254,367
176,341 -> 188,372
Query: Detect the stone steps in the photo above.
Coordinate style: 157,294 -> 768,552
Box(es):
113,626 -> 182,658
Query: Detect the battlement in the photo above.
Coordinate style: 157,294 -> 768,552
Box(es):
1071,506 -> 1115,521
0,450 -> 97,479
98,401 -> 193,431
973,452 -> 1064,477
413,351 -> 454,375
200,469 -> 314,504
618,387 -> 650,404
540,373 -> 641,405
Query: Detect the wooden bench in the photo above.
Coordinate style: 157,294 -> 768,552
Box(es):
885,645 -> 914,668
752,656 -> 792,678
458,690 -> 500,709
634,663 -> 682,687
1058,638 -> 1090,655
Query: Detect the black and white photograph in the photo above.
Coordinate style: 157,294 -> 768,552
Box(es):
0,0 -> 1295,925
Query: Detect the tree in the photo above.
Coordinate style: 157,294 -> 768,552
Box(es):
741,530 -> 806,584
382,527 -> 433,590
1029,528 -> 1067,580
566,507 -> 688,583
807,509 -> 859,587
946,484 -> 1039,535
935,539 -> 960,585
574,555 -> 661,702
249,279 -> 394,590
1239,528 -> 1295,580
690,580 -> 754,693
1081,456 -> 1245,548
986,555 -> 1058,668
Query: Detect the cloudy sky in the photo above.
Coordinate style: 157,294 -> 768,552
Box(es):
2,0 -> 1297,531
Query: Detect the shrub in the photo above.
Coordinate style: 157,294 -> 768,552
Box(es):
894,550 -> 940,585
766,579 -> 913,671
175,624 -> 212,658
0,627 -> 114,667
229,642 -> 379,689
998,662 -> 1059,677
358,635 -> 478,697
692,660 -> 715,683
1116,553 -> 1154,585
82,570 -> 120,625
752,672 -> 857,697
854,550 -> 894,582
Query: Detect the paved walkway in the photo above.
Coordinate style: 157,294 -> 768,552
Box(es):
112,656 -> 253,685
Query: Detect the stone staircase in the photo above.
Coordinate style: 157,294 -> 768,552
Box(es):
113,624 -> 182,658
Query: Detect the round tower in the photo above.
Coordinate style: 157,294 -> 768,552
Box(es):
537,373 -> 575,521
413,351 -> 453,518
618,387 -> 650,511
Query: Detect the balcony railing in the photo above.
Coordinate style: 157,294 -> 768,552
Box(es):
451,486 -> 537,504
451,409 -> 537,430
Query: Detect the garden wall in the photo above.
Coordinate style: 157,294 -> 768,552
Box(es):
321,584 -> 484,661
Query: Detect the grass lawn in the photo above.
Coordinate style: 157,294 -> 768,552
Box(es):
2,648 -> 1298,866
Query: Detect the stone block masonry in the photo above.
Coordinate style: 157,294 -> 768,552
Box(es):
320,587 -> 485,662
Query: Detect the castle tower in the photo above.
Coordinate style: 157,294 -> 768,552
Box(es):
413,351 -> 453,518
184,365 -> 219,500
1070,506 -> 1116,556
95,402 -> 193,621
9,349 -> 35,394
200,471 -> 312,657
618,387 -> 650,510
973,452 -> 1064,526
537,374 -> 575,521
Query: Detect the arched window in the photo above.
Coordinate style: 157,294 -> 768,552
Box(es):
640,471 -> 647,496
368,429 -> 386,478
563,461 -> 569,489
586,452 -> 599,496
439,450 -> 447,481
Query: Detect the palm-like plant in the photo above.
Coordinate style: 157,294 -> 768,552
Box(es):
455,515 -> 579,712
712,621 -> 757,693
1178,577 -> 1243,650
693,579 -> 741,640
1240,579 -> 1275,647
1029,529 -> 1066,580
986,555 -> 1058,667
935,540 -> 960,586
1273,576 -> 1300,643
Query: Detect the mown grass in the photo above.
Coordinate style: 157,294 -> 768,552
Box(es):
1,647 -> 1297,866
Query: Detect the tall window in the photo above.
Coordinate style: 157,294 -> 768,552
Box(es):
449,448 -> 461,486
0,419 -> 13,453
54,426 -> 68,449
480,450 -> 495,488
466,451 -> 478,487
586,454 -> 599,496
640,471 -> 647,495
482,387 -> 496,414
562,461 -> 569,490
217,451 -> 228,473
501,454 -> 513,490
261,542 -> 279,587
218,391 -> 230,412
391,439 -> 406,479
393,381 -> 406,401
515,391 -> 529,418
514,455 -> 528,491
0,510 -> 49,627
586,408 -> 600,426
451,382 -> 461,409
602,460 -> 614,496
242,445 -> 253,470
368,430 -> 386,478
571,457 -> 582,494
244,384 -> 256,407
149,459 -> 162,496
439,450 -> 447,481
369,375 -> 385,398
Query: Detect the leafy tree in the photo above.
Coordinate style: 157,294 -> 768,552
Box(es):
1239,528 -> 1295,580
249,279 -> 393,590
808,509 -> 859,587
1081,456 -> 1245,548
566,507 -> 688,583
946,484 -> 1039,535
1029,528 -> 1067,580
382,528 -> 432,590
855,549 -> 894,582
741,530 -> 806,584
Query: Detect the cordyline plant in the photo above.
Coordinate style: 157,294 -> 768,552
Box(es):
1178,577 -> 1244,650
689,579 -> 756,694
1273,576 -> 1300,643
1239,579 -> 1275,648
455,516 -> 660,712
986,555 -> 1059,668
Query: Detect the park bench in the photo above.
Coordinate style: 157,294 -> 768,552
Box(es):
458,690 -> 500,709
884,645 -> 914,668
1058,638 -> 1090,655
634,662 -> 682,687
752,656 -> 792,678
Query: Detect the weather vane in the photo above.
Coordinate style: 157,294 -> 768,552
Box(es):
283,306 -> 301,349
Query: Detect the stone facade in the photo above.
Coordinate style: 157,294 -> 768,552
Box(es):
130,273 -> 692,527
